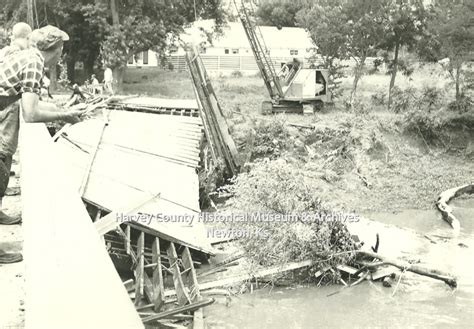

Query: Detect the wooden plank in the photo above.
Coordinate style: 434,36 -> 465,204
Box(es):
116,97 -> 199,110
152,237 -> 165,312
143,272 -> 155,303
161,259 -> 316,300
79,114 -> 109,196
167,242 -> 191,306
181,247 -> 201,302
142,298 -> 215,324
126,225 -> 131,256
130,222 -> 215,256
186,48 -> 240,175
21,122 -> 143,329
193,308 -> 205,329
134,232 -> 145,306
94,194 -> 160,235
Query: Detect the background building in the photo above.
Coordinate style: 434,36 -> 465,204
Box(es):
127,22 -> 316,75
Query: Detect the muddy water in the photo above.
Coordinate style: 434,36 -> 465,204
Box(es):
206,198 -> 474,328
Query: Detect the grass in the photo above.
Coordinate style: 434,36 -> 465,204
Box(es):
123,67 -> 195,98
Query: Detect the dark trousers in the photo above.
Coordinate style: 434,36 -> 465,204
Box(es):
0,154 -> 12,199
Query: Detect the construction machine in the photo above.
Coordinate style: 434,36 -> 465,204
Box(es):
233,0 -> 332,114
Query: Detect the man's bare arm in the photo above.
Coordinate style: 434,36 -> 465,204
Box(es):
21,92 -> 83,124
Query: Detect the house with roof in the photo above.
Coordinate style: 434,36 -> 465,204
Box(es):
127,22 -> 316,75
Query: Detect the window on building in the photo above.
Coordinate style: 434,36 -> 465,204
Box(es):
128,56 -> 134,64
143,51 -> 149,65
169,46 -> 178,54
290,49 -> 298,56
224,48 -> 230,54
232,49 -> 239,54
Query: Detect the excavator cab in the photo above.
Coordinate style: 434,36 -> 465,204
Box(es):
235,0 -> 332,114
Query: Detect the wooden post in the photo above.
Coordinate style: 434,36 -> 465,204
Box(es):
125,225 -> 131,256
152,237 -> 165,312
134,232 -> 145,306
182,246 -> 205,329
167,242 -> 191,306
181,247 -> 200,302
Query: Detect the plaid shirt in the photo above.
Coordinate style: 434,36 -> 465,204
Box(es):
0,48 -> 44,97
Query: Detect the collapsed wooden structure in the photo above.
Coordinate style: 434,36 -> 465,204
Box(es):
186,46 -> 241,177
21,46 -> 247,326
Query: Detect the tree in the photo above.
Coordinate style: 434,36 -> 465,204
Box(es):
2,0 -> 226,92
256,0 -> 307,28
96,0 -> 227,92
296,1 -> 349,96
419,0 -> 474,100
380,1 -> 427,109
342,0 -> 389,107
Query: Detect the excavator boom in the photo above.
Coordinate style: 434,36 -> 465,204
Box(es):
233,0 -> 284,99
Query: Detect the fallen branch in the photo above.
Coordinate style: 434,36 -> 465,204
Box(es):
356,250 -> 457,288
436,184 -> 474,230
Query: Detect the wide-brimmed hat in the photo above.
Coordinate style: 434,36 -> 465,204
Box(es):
30,25 -> 69,51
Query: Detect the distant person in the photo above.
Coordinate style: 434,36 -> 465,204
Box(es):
66,83 -> 90,107
90,74 -> 100,94
283,58 -> 300,83
103,67 -> 114,94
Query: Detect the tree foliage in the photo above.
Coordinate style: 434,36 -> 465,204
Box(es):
93,0 -> 226,91
1,0 -> 226,90
299,0 -> 388,106
378,1 -> 427,109
256,0 -> 308,28
296,1 -> 349,96
419,0 -> 474,99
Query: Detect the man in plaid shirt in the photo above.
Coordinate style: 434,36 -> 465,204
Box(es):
0,25 -> 84,264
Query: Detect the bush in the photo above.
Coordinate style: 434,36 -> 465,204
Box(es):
230,70 -> 243,78
447,95 -> 473,113
418,87 -> 445,112
371,90 -> 386,106
248,116 -> 294,160
391,86 -> 417,113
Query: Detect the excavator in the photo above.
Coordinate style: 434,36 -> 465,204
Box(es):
233,0 -> 332,114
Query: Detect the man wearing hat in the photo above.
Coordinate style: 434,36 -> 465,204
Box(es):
0,25 -> 84,264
